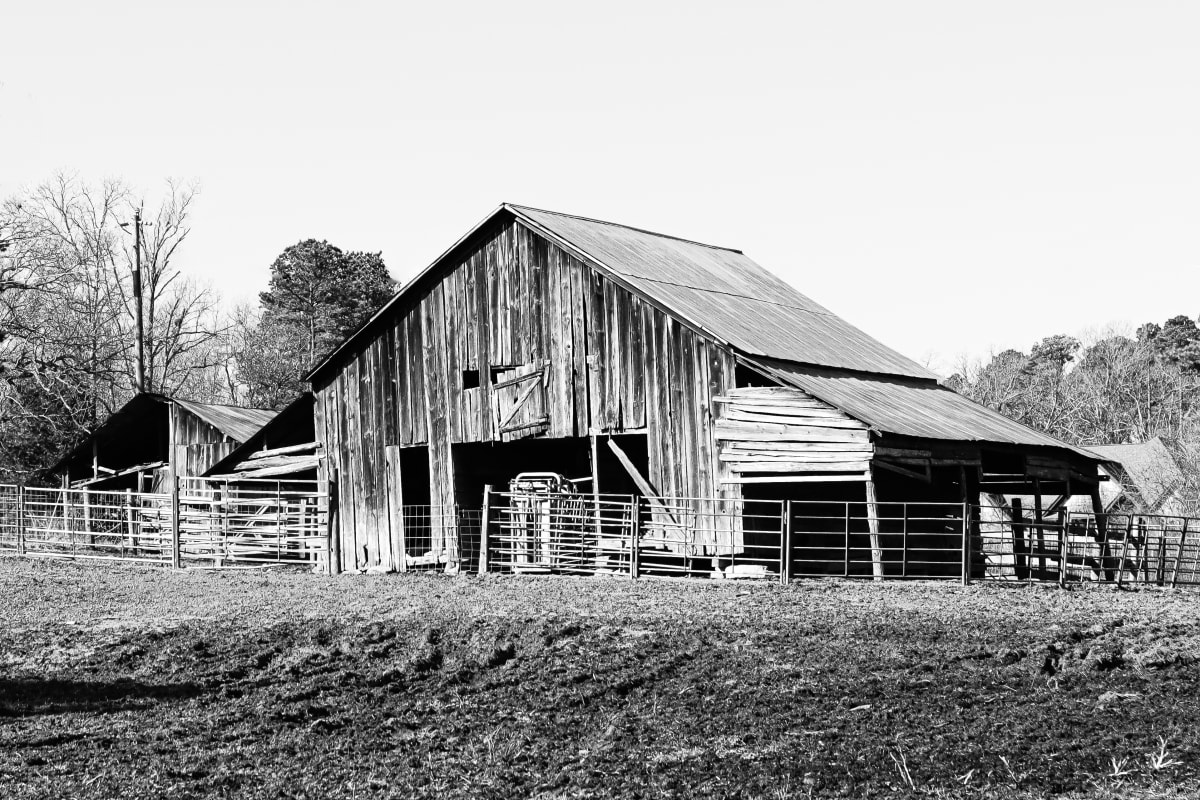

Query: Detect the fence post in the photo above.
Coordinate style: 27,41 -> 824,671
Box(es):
1171,519 -> 1188,589
1058,511 -> 1068,588
780,501 -> 791,585
124,488 -> 134,559
901,503 -> 909,579
630,496 -> 640,580
171,475 -> 181,569
843,503 -> 851,578
1116,517 -> 1132,588
16,485 -> 25,556
961,501 -> 970,586
1156,525 -> 1167,586
479,485 -> 492,575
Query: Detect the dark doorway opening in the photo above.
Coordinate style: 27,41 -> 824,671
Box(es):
453,437 -> 594,509
593,433 -> 650,498
399,445 -> 430,507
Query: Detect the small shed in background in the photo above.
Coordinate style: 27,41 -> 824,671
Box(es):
1067,438 -> 1189,517
52,394 -> 275,491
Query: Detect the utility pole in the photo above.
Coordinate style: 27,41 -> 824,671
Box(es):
128,209 -> 147,393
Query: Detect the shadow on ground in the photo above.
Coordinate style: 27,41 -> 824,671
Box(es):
0,677 -> 205,717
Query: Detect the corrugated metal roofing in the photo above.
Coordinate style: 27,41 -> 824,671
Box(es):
173,399 -> 276,443
756,360 -> 1099,459
203,394 -> 315,477
510,205 -> 939,380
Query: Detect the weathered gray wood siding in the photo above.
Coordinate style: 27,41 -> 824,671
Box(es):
169,405 -> 238,479
313,220 -> 739,571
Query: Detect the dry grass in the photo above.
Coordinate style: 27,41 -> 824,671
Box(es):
0,558 -> 1199,798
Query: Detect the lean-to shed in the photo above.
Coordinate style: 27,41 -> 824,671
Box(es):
305,204 -> 1106,574
52,393 -> 275,491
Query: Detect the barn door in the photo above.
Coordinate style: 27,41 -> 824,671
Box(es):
492,361 -> 549,441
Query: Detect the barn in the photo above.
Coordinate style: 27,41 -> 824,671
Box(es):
53,393 -> 275,492
305,204 -> 1105,576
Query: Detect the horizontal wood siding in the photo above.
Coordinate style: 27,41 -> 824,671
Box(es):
312,220 -> 741,569
714,387 -> 873,483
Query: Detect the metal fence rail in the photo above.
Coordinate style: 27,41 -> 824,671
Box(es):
6,478 -> 1200,589
0,480 -> 329,570
978,509 -> 1200,587
476,488 -> 1200,587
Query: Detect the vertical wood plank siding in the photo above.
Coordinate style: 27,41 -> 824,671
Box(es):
313,220 -> 741,569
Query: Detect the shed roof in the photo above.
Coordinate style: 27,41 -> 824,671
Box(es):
52,394 -> 275,474
754,359 -> 1100,460
306,204 -> 938,382
172,399 -> 275,443
204,394 -> 315,477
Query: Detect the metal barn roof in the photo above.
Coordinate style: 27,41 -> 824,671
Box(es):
307,203 -> 938,382
756,360 -> 1100,459
511,205 -> 938,380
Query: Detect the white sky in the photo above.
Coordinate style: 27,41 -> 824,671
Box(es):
3,0 -> 1197,376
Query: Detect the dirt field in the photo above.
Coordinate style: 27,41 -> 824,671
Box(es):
1,559 -> 1198,799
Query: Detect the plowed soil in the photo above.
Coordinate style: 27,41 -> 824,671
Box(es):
1,559 -> 1199,799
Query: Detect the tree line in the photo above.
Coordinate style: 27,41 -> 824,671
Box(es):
948,317 -> 1200,507
0,175 -> 394,482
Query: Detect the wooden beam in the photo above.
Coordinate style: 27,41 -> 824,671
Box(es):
606,438 -> 680,527
248,442 -> 320,460
723,473 -> 869,484
865,468 -> 883,581
1090,484 -> 1116,581
873,459 -> 931,483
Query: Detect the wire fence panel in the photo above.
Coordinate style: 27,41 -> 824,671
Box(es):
0,481 -> 328,569
7,478 -> 1200,589
489,492 -> 637,577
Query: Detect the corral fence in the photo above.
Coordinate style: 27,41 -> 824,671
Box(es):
0,479 -> 328,569
474,487 -> 1200,587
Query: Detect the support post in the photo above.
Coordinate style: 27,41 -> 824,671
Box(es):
865,469 -> 884,580
16,485 -> 25,556
170,475 -> 181,569
327,472 -> 341,576
124,488 -> 134,558
901,502 -> 909,578
1089,486 -> 1115,581
1033,477 -> 1047,580
1058,510 -> 1068,588
275,481 -> 283,564
960,465 -> 981,582
780,501 -> 791,585
82,487 -> 93,548
1171,519 -> 1188,589
1116,515 -> 1133,588
961,501 -> 971,586
479,485 -> 492,575
1011,498 -> 1027,580
843,503 -> 851,578
630,496 -> 640,580
1156,526 -> 1168,586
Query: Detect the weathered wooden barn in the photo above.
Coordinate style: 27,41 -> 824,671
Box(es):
305,204 -> 1105,574
53,394 -> 275,491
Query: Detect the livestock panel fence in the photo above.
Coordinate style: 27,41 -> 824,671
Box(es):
470,488 -> 1200,587
0,479 -> 328,569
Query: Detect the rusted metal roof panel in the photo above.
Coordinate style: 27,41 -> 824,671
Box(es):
756,360 -> 1100,459
509,205 -> 939,380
